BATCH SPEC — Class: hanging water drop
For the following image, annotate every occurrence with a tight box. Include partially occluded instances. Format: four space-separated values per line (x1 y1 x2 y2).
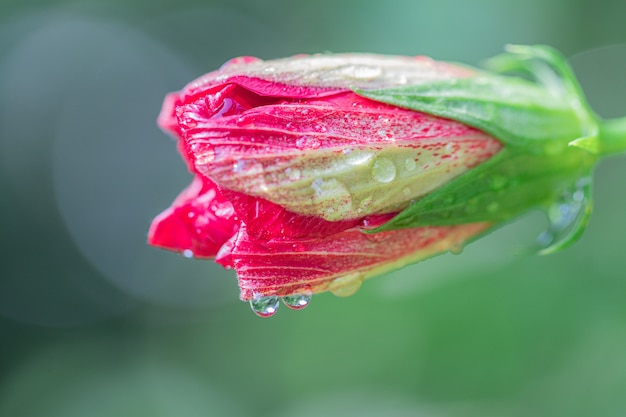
282 292 312 310
329 272 364 297
537 178 591 254
182 249 194 258
250 295 280 318
449 242 464 255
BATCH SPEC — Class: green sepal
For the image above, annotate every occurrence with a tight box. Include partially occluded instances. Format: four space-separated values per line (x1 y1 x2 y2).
356 75 584 150
355 45 601 252
486 44 600 153
369 147 594 234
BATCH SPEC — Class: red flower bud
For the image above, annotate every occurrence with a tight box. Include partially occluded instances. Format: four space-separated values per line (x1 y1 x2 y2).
149 53 504 314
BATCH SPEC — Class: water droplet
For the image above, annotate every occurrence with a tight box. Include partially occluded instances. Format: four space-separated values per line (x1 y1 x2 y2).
282 292 312 310
572 189 585 202
371 158 396 183
404 158 417 171
214 204 234 218
296 136 321 149
359 196 373 213
182 249 194 258
250 295 280 318
344 149 375 166
285 167 301 181
537 178 591 253
233 160 247 172
490 175 507 191
449 242 464 255
339 65 383 80
465 198 479 214
329 272 364 297
487 202 499 213
443 194 456 205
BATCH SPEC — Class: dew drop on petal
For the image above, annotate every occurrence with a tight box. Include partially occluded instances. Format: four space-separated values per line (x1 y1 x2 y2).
296 136 321 149
285 167 301 181
465 198 478 214
359 196 373 214
250 295 280 318
233 160 247 173
282 292 312 310
449 242 464 255
329 272 364 297
344 149 375 166
404 158 417 171
338 65 383 80
214 204 235 218
371 158 396 183
182 249 194 258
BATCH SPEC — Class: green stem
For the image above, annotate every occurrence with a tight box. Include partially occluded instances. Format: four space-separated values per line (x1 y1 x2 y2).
599 117 626 157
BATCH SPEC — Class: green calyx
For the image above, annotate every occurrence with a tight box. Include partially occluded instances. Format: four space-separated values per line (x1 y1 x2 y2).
354 44 626 253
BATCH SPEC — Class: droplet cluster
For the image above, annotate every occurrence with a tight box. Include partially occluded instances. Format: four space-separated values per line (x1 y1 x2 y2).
249 292 312 317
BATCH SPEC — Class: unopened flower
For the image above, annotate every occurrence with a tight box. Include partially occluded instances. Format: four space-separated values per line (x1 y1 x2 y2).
149 45 623 316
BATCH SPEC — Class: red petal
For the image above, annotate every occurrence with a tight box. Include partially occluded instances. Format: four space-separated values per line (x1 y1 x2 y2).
219 221 491 300
220 188 360 240
148 176 239 258
178 89 500 220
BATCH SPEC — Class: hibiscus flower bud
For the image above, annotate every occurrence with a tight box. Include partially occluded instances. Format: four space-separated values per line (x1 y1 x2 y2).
149 45 615 316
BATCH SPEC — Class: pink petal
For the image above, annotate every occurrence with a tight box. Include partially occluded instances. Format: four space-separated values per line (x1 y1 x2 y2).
148 176 239 258
219 188 361 239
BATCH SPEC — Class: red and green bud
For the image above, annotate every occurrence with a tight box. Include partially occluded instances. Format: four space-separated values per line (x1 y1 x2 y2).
149 45 625 316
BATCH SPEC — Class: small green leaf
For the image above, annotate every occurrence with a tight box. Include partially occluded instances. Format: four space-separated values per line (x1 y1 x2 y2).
569 136 600 154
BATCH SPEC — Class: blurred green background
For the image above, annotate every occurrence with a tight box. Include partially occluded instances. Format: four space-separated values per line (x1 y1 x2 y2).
1 0 626 416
